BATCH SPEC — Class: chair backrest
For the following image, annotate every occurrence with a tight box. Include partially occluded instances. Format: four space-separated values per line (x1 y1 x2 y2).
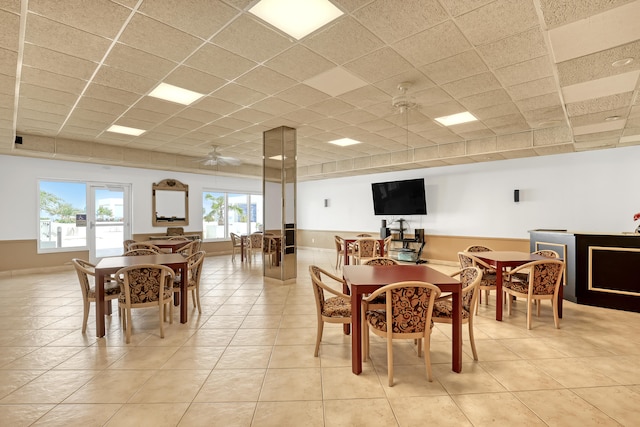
451 266 482 313
123 239 136 252
363 257 398 266
356 233 372 237
249 233 262 249
117 264 175 306
519 259 565 296
533 249 559 258
176 240 200 257
465 245 493 253
128 242 161 253
166 227 184 236
383 235 393 252
334 235 344 252
264 235 279 253
124 249 158 256
231 233 241 246
71 258 94 299
356 238 378 257
457 251 492 271
185 251 205 286
367 281 441 334
168 236 189 240
309 265 350 317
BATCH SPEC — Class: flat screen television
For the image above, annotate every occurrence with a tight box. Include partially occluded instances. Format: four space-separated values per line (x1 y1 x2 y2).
371 178 427 216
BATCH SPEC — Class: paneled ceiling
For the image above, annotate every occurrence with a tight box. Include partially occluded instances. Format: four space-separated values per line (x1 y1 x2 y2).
1 0 639 181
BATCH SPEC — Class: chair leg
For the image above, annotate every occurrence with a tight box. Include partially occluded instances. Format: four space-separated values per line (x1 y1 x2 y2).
469 319 478 361
387 335 394 387
125 309 132 344
194 288 201 314
552 297 560 329
314 321 324 357
82 301 90 334
416 338 422 358
507 292 512 315
423 333 433 382
159 300 165 338
526 297 533 330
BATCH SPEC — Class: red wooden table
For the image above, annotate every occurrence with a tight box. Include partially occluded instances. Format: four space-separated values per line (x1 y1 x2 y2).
94 253 188 338
342 264 462 375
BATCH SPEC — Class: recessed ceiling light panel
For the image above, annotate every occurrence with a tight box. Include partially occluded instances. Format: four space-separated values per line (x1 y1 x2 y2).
328 138 361 147
148 83 205 105
107 125 145 136
434 112 478 126
249 0 343 40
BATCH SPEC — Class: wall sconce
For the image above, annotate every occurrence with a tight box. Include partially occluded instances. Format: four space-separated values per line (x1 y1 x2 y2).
514 189 520 203
324 199 329 207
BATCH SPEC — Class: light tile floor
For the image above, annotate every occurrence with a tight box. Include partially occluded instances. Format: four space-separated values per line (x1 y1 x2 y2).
1 248 639 426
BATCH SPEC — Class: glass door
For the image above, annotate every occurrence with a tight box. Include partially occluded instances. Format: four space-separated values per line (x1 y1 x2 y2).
88 183 131 262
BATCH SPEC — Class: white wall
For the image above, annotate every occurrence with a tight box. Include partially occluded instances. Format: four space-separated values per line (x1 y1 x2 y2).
296 145 640 239
3 144 640 242
0 155 261 240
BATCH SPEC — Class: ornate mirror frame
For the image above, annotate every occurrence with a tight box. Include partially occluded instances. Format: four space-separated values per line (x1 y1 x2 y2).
152 179 189 227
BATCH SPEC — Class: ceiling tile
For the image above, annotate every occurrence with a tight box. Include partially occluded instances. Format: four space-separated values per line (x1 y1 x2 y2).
211 83 267 106
212 15 292 62
477 27 548 69
420 50 488 85
343 47 414 83
354 0 448 44
25 14 111 62
185 43 257 80
507 76 557 101
438 0 494 17
20 67 86 95
119 13 203 62
164 66 227 95
565 92 634 117
393 21 472 67
494 55 554 87
265 45 335 81
138 0 238 39
92 65 157 94
277 84 331 107
442 72 502 99
304 17 383 65
537 0 633 29
562 70 640 103
515 92 562 112
456 0 538 46
460 88 513 110
105 43 177 80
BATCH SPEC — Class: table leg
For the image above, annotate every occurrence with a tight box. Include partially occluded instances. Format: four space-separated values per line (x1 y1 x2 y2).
240 238 245 262
344 241 350 266
95 271 106 338
495 262 504 321
180 262 188 323
351 291 363 374
451 287 462 373
558 283 563 318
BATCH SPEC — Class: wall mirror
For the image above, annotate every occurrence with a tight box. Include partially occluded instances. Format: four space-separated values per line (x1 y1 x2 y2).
152 179 189 227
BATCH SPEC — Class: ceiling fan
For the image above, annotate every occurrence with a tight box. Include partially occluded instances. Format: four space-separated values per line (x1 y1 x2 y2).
194 145 242 167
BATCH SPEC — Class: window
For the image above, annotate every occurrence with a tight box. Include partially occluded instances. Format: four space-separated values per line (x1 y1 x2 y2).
39 180 87 251
202 191 263 240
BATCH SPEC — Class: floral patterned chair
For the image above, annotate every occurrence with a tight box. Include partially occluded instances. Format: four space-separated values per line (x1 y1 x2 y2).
230 233 244 261
363 257 398 266
246 233 263 264
124 249 158 256
309 265 351 357
511 249 560 283
432 266 482 360
72 259 122 334
503 259 565 329
123 239 136 253
116 264 175 343
458 250 497 312
334 236 354 269
353 238 379 265
128 242 162 253
172 251 205 313
362 281 441 386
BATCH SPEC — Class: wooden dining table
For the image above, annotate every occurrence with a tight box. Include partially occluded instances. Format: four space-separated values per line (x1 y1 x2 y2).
340 236 386 265
469 251 557 321
94 253 188 338
342 264 463 375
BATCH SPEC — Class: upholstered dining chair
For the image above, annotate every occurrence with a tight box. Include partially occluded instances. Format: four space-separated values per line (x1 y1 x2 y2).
432 266 482 361
72 258 121 334
263 235 279 267
246 233 263 264
511 249 560 284
356 233 372 237
363 257 398 266
175 239 199 257
123 239 136 253
383 235 393 256
124 249 158 256
503 259 565 329
334 236 354 269
230 233 244 261
116 264 175 343
172 251 205 314
309 265 351 357
458 250 497 312
168 235 189 240
353 238 379 265
362 281 441 386
128 242 162 253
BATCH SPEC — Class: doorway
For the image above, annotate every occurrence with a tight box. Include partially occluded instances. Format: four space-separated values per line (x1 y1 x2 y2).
88 183 131 262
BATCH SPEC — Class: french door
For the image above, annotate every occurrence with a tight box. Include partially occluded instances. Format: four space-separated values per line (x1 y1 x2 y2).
88 183 131 262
